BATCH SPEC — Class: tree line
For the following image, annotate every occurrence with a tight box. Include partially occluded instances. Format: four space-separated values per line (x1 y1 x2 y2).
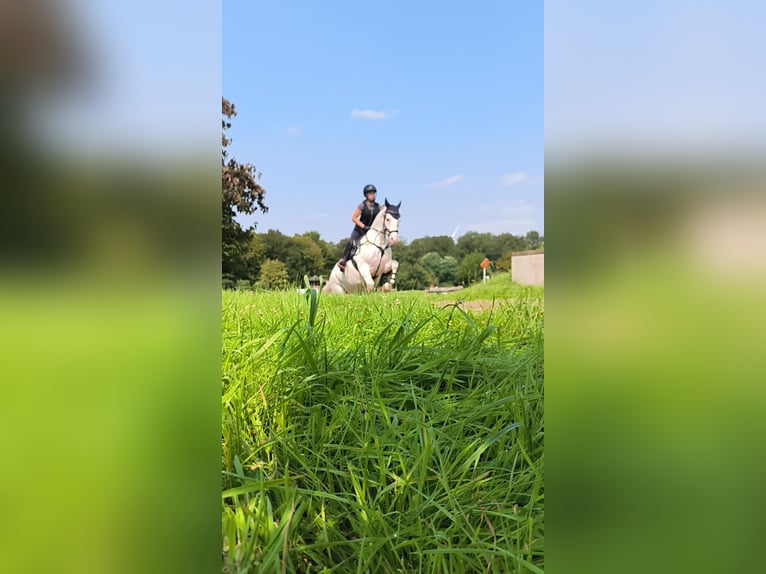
223 229 543 291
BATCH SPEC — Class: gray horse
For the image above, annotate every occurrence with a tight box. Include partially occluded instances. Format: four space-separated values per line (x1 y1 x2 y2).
323 199 401 294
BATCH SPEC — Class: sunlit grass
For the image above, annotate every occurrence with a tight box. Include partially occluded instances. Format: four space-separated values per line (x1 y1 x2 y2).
222 284 544 573
432 273 543 302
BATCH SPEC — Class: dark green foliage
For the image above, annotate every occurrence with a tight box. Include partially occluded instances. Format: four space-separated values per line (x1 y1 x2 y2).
258 259 289 290
395 262 436 290
420 252 460 285
408 235 459 260
222 98 268 285
458 252 488 286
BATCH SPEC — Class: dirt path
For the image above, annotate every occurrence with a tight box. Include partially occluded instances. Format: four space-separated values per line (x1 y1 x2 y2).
434 299 505 311
433 298 544 312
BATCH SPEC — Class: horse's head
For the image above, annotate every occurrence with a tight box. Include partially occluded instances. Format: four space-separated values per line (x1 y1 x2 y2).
383 199 402 245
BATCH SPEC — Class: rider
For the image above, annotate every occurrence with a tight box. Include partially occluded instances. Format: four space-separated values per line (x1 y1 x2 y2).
337 184 380 271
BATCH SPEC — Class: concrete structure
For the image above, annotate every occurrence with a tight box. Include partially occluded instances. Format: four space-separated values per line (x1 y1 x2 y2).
425 285 464 294
511 250 544 286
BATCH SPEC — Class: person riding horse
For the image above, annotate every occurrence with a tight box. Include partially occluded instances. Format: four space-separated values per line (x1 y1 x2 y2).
324 196 401 294
337 184 380 271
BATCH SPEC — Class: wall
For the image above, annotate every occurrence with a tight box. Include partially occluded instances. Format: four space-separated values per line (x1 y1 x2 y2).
511 251 544 285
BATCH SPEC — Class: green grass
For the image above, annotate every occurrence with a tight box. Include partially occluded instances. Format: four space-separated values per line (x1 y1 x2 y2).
434 273 543 302
222 282 544 573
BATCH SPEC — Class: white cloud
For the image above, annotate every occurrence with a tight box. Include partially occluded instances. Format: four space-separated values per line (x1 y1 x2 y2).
501 172 544 187
286 125 302 135
350 109 397 120
501 172 530 186
425 174 463 189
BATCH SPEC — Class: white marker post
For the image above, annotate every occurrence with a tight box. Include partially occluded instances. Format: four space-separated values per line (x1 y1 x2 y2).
480 257 490 283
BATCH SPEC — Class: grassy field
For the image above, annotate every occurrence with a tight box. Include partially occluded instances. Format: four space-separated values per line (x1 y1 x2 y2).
433 273 544 302
222 275 544 573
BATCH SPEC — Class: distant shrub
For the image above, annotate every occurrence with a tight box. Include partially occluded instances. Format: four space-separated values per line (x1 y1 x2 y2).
222 277 236 290
258 259 289 290
457 252 486 285
395 262 436 290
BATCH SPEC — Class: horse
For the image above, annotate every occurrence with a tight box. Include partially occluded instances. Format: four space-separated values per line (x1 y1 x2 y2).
323 199 401 294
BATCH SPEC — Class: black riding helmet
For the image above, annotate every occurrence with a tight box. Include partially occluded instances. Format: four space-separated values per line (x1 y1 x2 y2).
363 184 377 196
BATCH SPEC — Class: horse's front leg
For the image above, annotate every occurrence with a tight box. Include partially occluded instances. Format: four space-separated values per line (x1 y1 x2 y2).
379 259 399 292
358 263 376 291
389 259 398 287
382 259 398 291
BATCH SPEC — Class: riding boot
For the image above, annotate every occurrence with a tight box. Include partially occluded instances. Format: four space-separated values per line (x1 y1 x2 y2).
337 240 354 271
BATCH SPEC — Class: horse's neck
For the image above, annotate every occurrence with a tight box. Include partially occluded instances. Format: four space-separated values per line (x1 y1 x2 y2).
367 208 387 242
371 207 386 227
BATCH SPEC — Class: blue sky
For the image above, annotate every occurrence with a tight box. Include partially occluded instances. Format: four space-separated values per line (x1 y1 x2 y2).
545 0 766 157
224 1 543 243
32 0 220 156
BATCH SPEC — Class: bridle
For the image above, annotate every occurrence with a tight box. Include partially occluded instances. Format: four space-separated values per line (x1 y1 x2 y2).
365 213 398 247
369 217 398 239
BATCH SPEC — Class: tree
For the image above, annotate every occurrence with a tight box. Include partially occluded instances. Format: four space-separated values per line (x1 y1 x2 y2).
297 231 335 278
395 263 436 291
456 231 494 259
494 233 527 256
391 240 415 268
419 252 459 285
286 235 325 281
260 229 293 263
409 236 457 260
222 217 253 284
440 256 459 285
457 252 487 285
419 252 444 279
222 98 268 284
496 250 514 273
524 230 543 250
258 259 289 290
314 234 342 273
246 234 266 278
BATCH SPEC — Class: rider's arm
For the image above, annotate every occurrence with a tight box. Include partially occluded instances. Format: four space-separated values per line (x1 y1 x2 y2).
351 207 366 229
